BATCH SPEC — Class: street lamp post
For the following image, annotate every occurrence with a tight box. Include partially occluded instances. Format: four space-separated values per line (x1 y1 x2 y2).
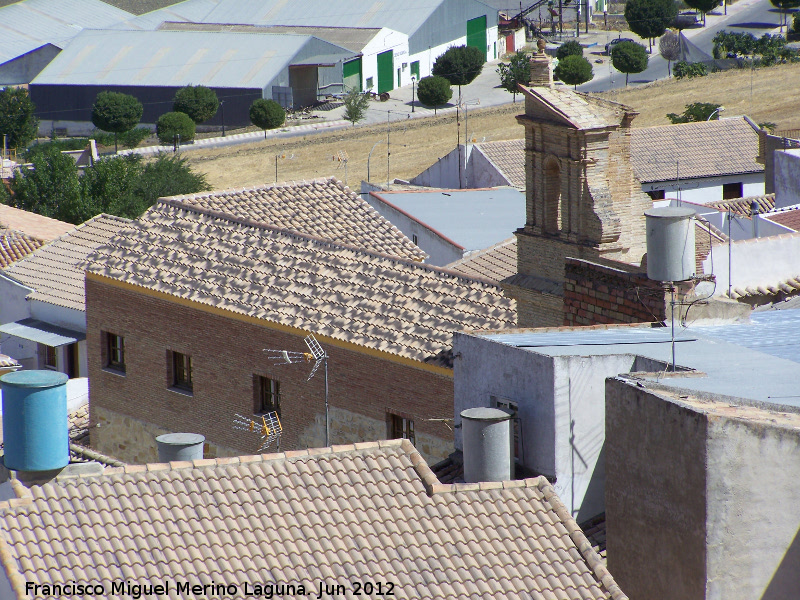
411 76 416 113
220 100 225 137
707 106 725 121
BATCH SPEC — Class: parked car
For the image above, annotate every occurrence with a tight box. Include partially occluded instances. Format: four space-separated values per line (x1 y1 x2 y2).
674 12 700 28
605 37 635 55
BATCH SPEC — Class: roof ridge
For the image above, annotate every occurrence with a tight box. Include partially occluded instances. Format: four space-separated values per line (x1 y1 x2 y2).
154 199 506 289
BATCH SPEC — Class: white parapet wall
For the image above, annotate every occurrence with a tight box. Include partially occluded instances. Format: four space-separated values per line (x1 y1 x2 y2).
703 232 800 297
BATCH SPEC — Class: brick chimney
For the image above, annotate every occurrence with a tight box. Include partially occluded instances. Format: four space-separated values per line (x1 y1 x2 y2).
529 53 554 88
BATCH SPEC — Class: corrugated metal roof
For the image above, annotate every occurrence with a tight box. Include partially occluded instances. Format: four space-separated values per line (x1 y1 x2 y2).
108 0 219 30
31 28 352 88
0 0 132 65
200 0 443 36
0 318 85 347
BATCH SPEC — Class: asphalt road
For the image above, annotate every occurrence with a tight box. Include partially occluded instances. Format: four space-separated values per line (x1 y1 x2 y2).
580 0 782 92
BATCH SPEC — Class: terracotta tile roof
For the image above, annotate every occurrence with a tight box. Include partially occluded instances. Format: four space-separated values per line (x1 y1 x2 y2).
764 207 800 232
0 353 19 369
707 194 775 217
164 177 426 261
630 118 762 183
0 228 43 268
0 440 626 600
729 274 800 300
3 214 131 311
476 139 526 188
85 202 516 363
446 237 518 283
0 204 75 242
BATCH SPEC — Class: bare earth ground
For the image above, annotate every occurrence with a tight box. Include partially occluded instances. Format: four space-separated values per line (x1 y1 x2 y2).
186 63 800 190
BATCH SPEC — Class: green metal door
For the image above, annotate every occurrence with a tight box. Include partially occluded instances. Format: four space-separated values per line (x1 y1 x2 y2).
342 58 362 92
411 60 420 80
466 15 487 61
377 50 393 94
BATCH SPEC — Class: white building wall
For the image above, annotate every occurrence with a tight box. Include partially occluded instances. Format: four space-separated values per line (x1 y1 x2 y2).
642 172 765 205
774 149 800 209
360 28 408 92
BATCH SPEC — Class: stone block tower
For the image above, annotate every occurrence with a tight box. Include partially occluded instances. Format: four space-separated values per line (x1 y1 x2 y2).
502 60 651 327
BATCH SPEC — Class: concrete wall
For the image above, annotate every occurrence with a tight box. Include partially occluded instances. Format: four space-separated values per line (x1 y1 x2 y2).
364 191 463 266
642 172 764 205
411 146 465 189
774 149 800 209
605 378 708 600
411 145 517 190
453 331 635 521
703 231 800 297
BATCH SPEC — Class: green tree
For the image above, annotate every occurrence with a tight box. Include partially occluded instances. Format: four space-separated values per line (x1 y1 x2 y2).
624 0 678 52
79 154 144 220
249 99 285 139
432 45 485 99
611 41 649 85
173 85 219 124
659 30 681 76
496 51 531 102
416 75 453 115
342 89 370 126
666 102 722 123
91 91 143 153
554 55 594 89
684 0 722 24
673 60 708 78
0 87 39 150
5 147 81 222
134 153 210 209
156 111 196 146
556 40 584 60
771 0 800 29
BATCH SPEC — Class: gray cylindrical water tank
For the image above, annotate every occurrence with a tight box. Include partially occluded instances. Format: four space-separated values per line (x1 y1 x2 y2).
645 206 696 282
156 433 205 462
461 407 514 483
1 370 69 472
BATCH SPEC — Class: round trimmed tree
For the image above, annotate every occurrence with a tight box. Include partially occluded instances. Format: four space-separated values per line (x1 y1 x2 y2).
432 45 485 99
249 99 285 139
624 0 678 52
554 55 594 89
556 40 584 60
416 75 453 114
156 111 195 146
611 41 649 85
91 91 143 153
173 85 219 124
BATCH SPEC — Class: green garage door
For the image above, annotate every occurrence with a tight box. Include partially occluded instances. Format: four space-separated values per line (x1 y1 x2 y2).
466 15 487 61
377 50 394 94
343 58 362 92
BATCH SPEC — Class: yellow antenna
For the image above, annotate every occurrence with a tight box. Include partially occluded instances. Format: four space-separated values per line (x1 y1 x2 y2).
233 412 283 452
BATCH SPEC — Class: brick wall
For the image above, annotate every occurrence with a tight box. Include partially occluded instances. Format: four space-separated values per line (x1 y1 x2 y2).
86 278 455 464
563 258 667 326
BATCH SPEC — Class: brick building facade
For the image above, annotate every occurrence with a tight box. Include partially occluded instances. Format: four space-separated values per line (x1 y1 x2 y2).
503 55 652 327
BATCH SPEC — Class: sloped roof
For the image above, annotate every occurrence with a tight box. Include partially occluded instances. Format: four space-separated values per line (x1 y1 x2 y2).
31 28 353 88
105 0 215 23
707 194 776 217
3 214 131 311
763 207 800 232
166 177 426 261
630 118 762 183
476 139 526 189
0 229 43 268
101 0 187 15
84 201 515 363
519 86 632 130
446 237 517 283
0 0 132 65
0 439 626 600
0 204 74 242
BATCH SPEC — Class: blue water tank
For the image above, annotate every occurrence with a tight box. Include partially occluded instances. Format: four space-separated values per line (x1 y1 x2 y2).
1 370 69 472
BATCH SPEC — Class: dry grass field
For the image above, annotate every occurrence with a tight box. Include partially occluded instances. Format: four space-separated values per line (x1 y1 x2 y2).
186 62 800 190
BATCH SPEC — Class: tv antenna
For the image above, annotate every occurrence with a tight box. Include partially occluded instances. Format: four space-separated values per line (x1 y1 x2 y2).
264 334 330 446
233 412 282 452
332 149 349 185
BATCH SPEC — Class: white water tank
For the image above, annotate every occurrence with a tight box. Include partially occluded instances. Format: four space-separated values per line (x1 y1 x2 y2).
460 407 514 483
645 206 696 282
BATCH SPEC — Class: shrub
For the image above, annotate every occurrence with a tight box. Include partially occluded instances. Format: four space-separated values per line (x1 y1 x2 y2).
249 99 286 138
156 112 195 146
416 75 453 114
556 41 583 60
673 60 708 78
553 55 594 88
173 85 219 124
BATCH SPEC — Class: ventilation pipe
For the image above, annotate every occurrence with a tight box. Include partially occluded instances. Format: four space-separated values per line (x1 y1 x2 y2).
460 407 514 483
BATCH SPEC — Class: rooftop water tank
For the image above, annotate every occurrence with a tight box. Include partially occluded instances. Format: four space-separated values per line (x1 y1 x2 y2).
645 206 696 282
1 370 69 472
156 433 205 462
461 407 514 483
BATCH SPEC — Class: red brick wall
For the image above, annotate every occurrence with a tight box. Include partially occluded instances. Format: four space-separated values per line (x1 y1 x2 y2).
563 258 667 326
86 278 455 457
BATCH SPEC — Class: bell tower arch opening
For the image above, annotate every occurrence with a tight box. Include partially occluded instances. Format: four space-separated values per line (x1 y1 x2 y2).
543 157 562 234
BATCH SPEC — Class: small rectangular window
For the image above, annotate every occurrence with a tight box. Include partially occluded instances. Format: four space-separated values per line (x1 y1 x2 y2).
722 182 743 200
105 333 125 372
389 413 415 445
39 344 57 370
171 351 193 392
255 375 281 415
366 76 374 90
412 234 418 245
